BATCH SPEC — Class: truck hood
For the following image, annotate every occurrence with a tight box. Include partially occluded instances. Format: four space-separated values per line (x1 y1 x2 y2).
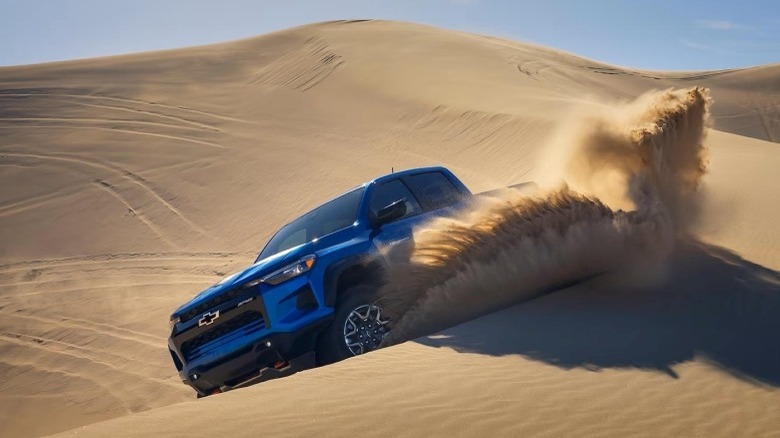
171 242 312 317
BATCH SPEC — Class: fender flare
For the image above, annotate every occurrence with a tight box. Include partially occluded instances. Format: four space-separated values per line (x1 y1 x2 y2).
323 255 383 307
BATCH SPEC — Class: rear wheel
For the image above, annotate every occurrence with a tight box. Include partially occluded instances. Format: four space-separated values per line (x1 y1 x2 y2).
316 285 391 365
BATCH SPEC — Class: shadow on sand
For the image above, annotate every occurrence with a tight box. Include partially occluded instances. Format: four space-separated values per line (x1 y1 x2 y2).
416 241 780 386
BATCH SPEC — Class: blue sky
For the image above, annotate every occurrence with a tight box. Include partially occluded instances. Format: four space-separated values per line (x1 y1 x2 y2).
1 0 778 70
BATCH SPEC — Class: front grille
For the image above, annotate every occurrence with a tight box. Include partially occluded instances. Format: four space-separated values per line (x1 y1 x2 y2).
181 311 265 361
180 287 245 323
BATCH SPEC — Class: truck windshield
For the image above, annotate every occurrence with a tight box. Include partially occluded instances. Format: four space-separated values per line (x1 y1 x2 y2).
257 187 365 261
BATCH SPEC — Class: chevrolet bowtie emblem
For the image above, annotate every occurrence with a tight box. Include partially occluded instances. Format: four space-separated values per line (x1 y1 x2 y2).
198 310 220 327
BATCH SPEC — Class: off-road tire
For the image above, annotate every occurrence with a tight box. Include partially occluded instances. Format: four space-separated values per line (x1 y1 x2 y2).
316 285 390 365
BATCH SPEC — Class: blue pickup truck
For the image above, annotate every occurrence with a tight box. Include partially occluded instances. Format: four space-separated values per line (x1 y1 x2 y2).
168 166 517 396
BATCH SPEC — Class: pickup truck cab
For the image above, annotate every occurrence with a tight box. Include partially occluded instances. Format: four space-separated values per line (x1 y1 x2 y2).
168 166 474 396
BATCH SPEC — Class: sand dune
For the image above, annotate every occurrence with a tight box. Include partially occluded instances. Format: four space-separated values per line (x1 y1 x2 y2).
0 20 778 438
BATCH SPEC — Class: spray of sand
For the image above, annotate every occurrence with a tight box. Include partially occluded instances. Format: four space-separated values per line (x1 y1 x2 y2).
380 87 711 343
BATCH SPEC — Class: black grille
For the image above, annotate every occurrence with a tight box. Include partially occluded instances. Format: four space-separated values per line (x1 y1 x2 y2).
181 311 265 361
180 287 245 323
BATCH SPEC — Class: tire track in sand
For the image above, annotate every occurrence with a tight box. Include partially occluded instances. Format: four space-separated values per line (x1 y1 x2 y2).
0 88 252 124
0 332 181 388
0 97 222 131
0 155 216 219
92 179 180 249
6 280 209 299
0 251 245 271
0 188 83 218
1 312 161 347
0 124 226 150
249 37 345 91
0 152 213 240
0 116 217 133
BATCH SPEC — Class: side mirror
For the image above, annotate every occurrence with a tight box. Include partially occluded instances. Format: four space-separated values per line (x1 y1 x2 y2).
375 199 407 227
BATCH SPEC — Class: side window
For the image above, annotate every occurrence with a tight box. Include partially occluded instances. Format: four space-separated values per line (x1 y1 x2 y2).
369 180 422 223
410 172 463 210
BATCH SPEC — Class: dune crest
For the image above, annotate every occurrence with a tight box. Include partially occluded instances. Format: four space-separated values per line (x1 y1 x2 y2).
381 87 711 343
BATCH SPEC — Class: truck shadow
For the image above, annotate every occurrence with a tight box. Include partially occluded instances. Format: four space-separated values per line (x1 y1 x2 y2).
415 240 780 386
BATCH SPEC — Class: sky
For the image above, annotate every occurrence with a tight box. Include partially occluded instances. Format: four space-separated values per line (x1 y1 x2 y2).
1 0 778 70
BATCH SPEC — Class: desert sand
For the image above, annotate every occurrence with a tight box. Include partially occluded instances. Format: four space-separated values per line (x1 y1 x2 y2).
0 20 778 438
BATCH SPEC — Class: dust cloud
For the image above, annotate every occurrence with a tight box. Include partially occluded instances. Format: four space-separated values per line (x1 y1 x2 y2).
380 88 712 343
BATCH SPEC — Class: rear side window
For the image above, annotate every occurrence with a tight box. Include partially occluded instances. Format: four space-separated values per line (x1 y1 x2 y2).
369 180 422 222
410 172 463 210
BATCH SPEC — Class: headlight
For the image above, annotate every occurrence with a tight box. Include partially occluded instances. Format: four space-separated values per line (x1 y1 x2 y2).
259 255 316 286
169 316 180 329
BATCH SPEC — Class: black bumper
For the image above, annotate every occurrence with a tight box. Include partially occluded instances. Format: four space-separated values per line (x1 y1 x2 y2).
182 318 330 395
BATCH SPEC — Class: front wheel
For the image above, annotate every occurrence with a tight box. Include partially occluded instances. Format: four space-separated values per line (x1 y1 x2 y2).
316 285 391 365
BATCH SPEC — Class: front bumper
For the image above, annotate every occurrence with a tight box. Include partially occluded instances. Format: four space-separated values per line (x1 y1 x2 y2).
169 276 333 395
181 324 326 395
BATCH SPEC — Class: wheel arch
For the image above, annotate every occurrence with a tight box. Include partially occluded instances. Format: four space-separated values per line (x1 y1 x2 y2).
323 255 385 308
